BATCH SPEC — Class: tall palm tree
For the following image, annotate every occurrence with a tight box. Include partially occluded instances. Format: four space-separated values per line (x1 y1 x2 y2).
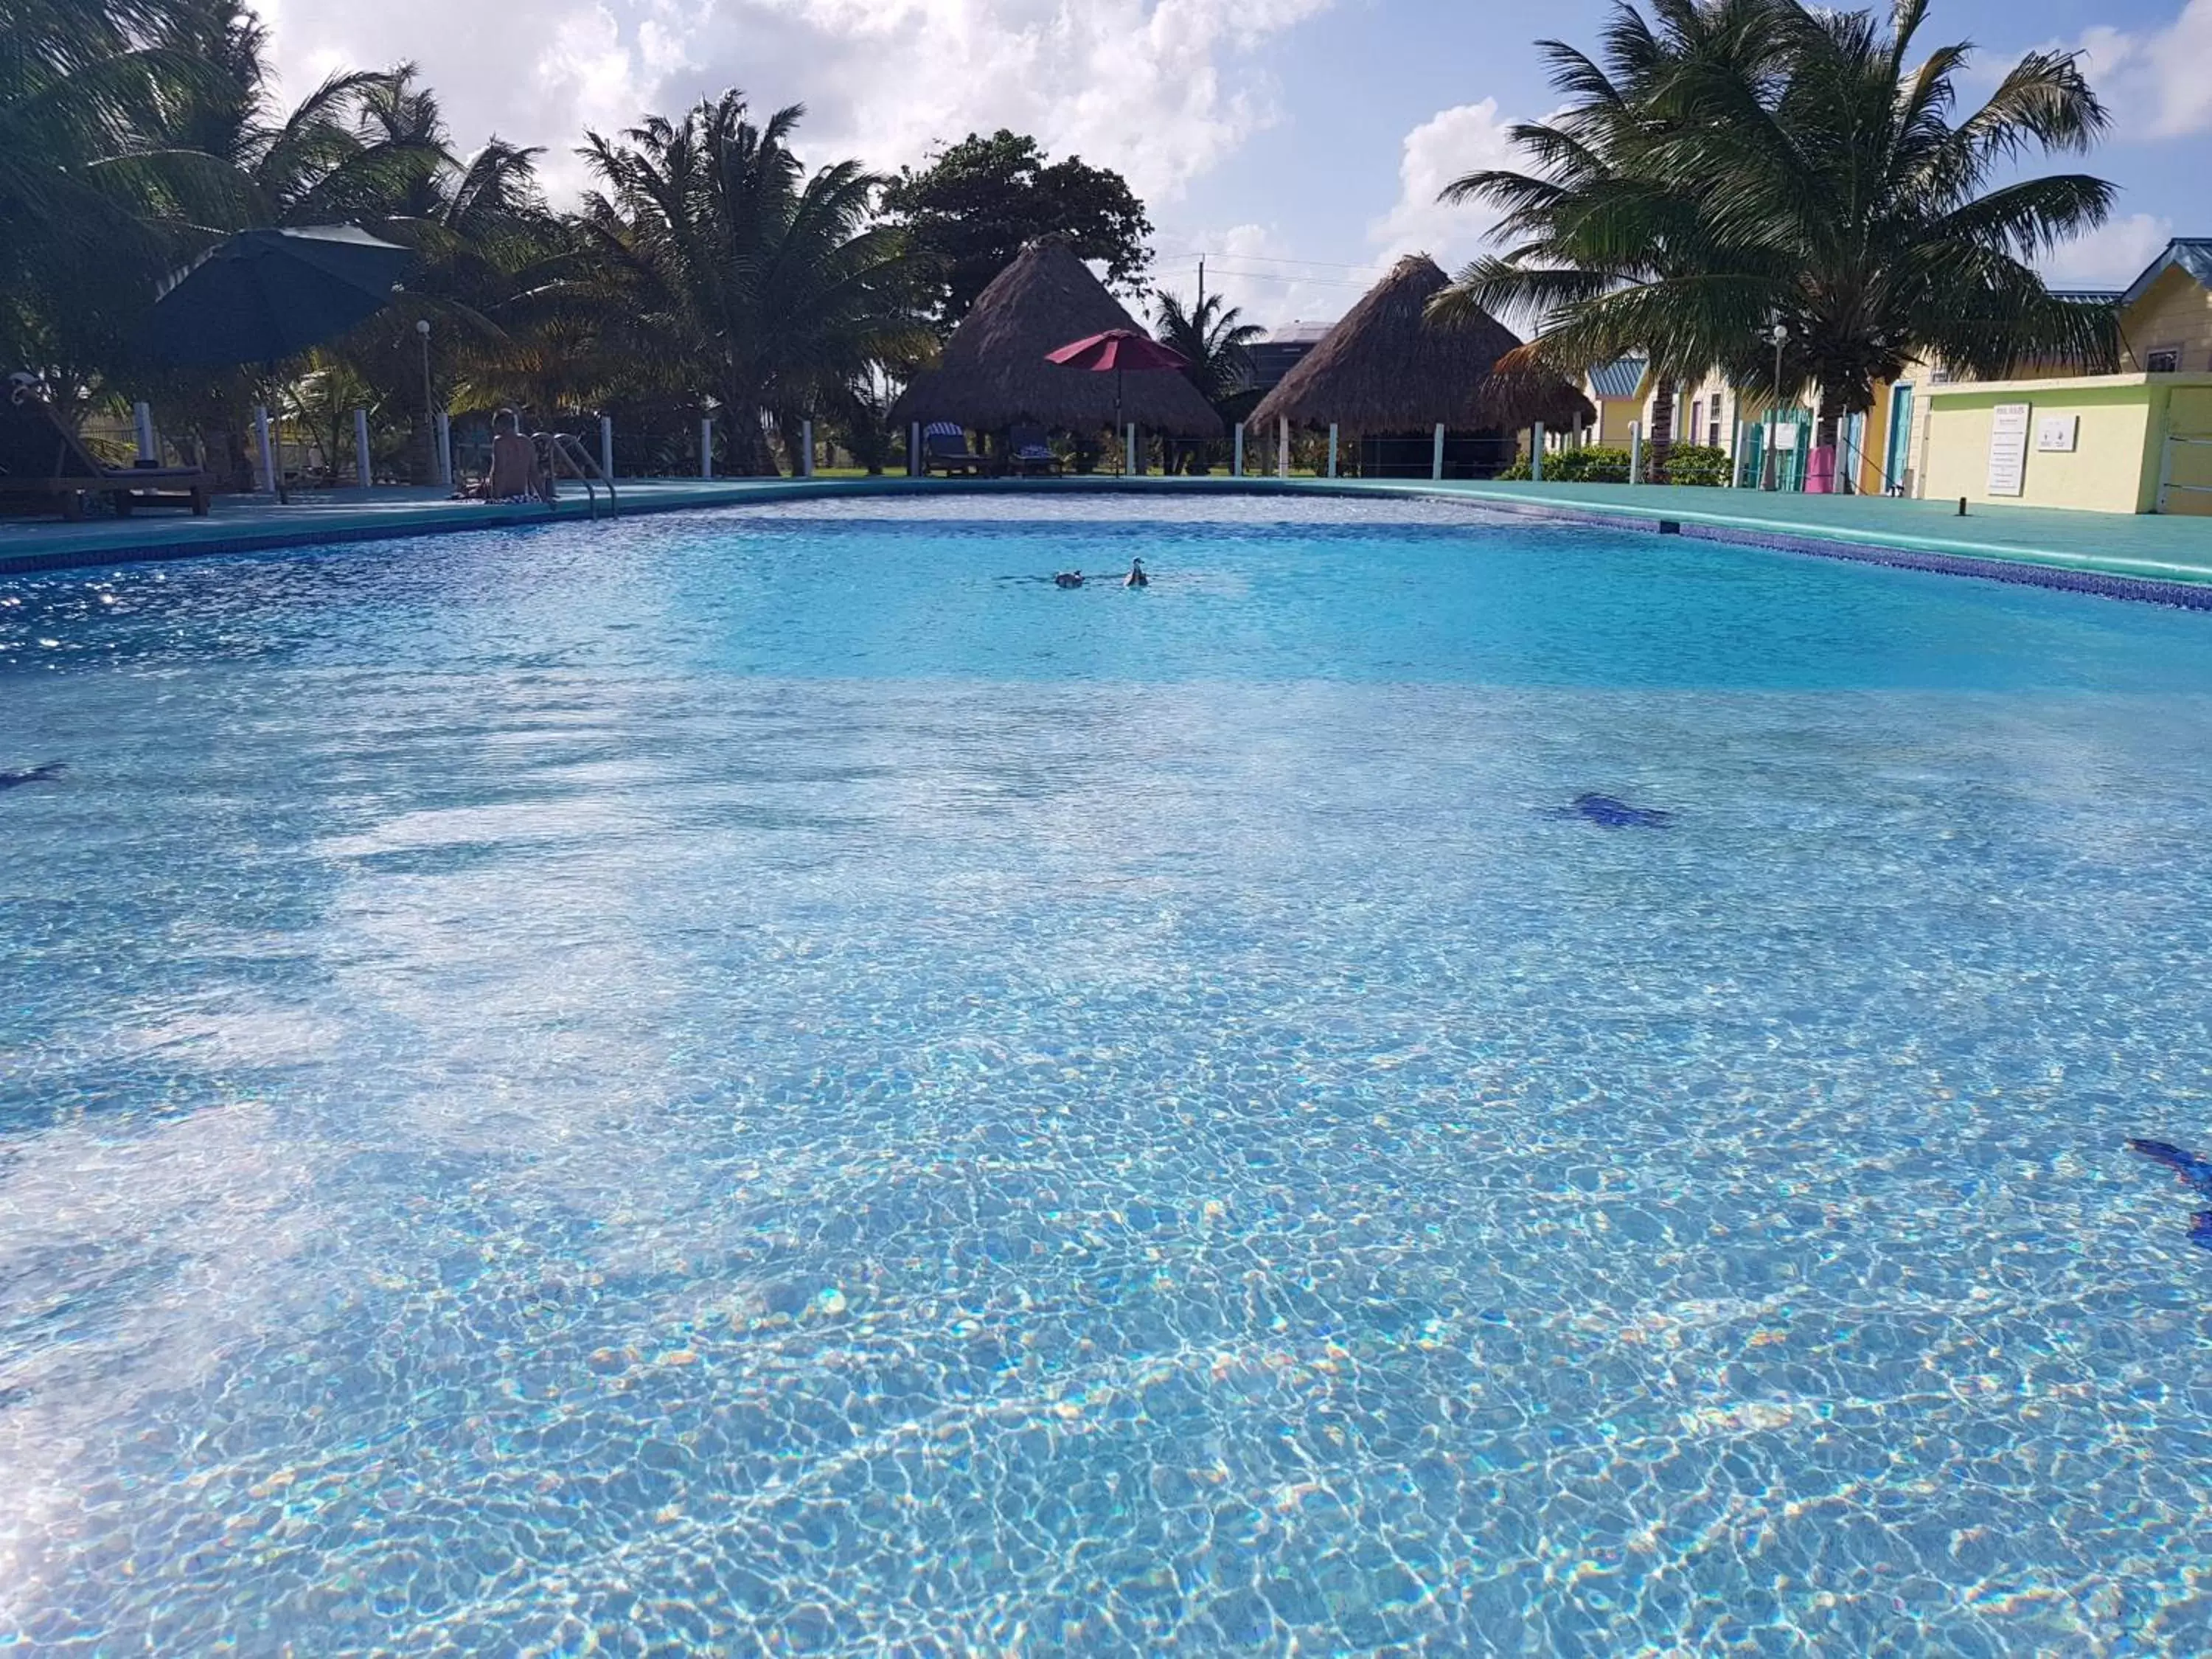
1153 285 1262 403
0 0 239 389
1434 0 2119 461
577 91 925 474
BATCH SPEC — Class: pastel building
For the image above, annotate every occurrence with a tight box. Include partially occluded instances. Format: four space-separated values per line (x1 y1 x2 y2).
1901 239 2212 513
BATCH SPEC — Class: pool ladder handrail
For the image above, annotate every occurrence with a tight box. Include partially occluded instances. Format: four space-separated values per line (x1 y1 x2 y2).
535 431 619 518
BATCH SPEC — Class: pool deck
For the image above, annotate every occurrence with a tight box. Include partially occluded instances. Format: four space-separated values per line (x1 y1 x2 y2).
5 473 2211 605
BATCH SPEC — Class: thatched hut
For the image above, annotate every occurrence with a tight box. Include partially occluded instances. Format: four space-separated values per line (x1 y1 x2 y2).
890 238 1222 440
1248 254 1591 477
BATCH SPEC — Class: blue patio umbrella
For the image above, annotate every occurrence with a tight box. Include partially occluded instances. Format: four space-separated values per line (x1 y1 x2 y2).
142 226 411 499
145 226 411 367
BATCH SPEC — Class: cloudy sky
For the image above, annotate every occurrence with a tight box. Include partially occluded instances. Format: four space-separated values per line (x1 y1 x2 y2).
248 0 2211 332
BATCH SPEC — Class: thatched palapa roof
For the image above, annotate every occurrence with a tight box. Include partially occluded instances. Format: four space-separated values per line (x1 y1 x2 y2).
890 239 1222 438
1249 255 1593 435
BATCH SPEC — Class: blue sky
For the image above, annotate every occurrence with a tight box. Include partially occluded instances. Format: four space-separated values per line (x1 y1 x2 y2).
254 0 2210 331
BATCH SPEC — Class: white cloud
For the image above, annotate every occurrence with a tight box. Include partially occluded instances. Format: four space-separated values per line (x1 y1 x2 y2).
2040 211 2172 290
248 0 1336 204
2070 2 2212 139
1367 98 1520 269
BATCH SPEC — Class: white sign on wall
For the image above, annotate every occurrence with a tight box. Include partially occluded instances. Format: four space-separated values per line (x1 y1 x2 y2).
2037 414 2079 453
1987 402 2031 495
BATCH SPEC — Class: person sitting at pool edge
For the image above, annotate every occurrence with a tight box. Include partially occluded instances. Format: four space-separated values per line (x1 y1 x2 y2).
1124 557 1148 588
484 409 549 504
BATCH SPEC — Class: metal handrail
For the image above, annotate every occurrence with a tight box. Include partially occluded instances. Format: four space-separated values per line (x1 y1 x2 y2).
533 431 619 517
554 432 617 515
527 432 587 515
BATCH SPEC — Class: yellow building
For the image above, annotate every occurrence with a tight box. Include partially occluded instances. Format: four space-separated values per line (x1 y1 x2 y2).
1918 374 2212 515
1897 240 2212 513
1582 358 1648 445
2117 240 2212 373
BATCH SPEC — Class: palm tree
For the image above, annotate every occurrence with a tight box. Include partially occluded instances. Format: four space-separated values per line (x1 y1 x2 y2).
1434 0 2120 465
0 0 240 393
1153 285 1262 403
576 91 925 474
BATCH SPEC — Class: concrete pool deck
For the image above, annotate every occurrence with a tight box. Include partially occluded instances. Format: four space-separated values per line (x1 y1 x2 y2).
4 473 2211 605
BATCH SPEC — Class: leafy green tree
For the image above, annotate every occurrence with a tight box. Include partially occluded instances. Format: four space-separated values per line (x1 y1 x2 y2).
576 92 926 476
1436 0 2119 460
881 131 1152 329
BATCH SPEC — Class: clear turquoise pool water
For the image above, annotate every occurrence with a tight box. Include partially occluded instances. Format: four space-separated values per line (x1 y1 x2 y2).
3 495 2211 1654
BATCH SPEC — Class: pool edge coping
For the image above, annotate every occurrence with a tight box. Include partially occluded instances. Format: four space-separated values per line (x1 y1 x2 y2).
4 475 2210 610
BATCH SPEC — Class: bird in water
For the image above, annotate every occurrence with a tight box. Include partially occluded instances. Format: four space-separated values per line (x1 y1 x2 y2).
1124 557 1149 588
2125 1138 2212 1251
1053 570 1084 588
1547 793 1674 829
0 762 63 790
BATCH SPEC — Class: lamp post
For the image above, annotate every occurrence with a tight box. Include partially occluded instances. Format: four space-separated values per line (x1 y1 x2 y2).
1764 322 1788 490
416 318 434 487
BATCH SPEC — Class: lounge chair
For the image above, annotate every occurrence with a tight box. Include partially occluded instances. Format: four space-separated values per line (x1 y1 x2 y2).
0 379 212 519
922 422 985 476
1007 425 1062 476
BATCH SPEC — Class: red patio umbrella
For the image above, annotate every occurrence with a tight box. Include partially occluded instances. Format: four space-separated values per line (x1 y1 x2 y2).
1045 329 1189 462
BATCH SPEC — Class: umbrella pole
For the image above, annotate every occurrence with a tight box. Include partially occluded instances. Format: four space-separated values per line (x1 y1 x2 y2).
1116 367 1124 478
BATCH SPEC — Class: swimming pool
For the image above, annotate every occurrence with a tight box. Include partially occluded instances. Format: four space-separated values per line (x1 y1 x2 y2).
4 495 2211 1652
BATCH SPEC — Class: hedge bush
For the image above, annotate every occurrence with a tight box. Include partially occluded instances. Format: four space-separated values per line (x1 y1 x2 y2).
1660 444 1731 487
1498 445 1633 483
1498 441 1731 485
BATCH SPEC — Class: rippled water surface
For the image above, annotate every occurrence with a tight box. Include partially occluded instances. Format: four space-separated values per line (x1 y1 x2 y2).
4 496 2211 1655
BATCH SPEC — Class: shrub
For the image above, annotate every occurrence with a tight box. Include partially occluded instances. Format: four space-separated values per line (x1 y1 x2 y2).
1498 445 1633 484
1660 444 1731 487
1554 445 1632 483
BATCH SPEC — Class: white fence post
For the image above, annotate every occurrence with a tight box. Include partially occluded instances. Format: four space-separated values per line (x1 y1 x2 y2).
1232 422 1245 477
133 401 156 463
1326 422 1339 479
599 414 613 481
801 418 815 478
700 417 714 479
1628 420 1643 486
254 404 276 494
1430 422 1444 481
1531 422 1545 482
434 411 453 489
352 407 372 489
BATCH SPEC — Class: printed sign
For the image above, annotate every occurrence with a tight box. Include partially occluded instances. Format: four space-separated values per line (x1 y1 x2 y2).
1987 402 2031 495
2037 414 2079 453
1773 422 1799 451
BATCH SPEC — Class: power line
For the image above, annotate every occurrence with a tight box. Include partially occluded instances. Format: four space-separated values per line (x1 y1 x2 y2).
1155 246 1393 273
1178 265 1378 289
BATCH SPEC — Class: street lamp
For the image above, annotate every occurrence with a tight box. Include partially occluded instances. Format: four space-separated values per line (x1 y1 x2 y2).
416 318 435 487
1764 321 1788 491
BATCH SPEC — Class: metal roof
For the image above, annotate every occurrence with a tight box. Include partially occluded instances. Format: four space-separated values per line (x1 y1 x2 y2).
1587 358 1647 400
2121 239 2212 308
